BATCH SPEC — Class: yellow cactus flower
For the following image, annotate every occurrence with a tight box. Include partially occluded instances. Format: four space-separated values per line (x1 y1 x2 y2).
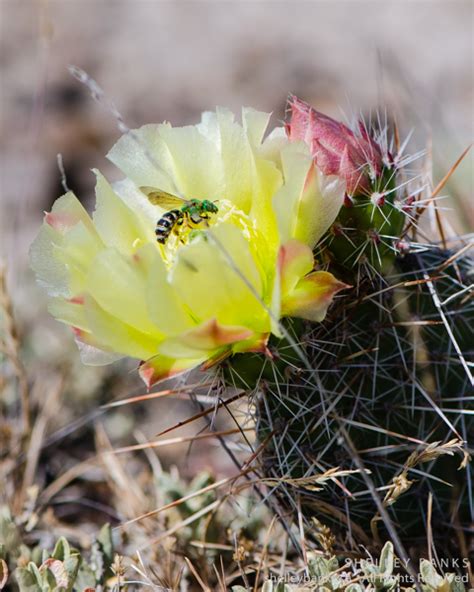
30 108 348 386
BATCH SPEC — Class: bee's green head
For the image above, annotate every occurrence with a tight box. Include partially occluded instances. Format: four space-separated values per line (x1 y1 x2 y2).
202 200 218 213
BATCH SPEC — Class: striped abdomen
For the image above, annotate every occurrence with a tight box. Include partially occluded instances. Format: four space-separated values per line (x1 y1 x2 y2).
155 209 183 244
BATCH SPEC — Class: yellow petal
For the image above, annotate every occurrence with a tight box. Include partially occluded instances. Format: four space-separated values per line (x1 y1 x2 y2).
139 355 205 388
30 223 70 297
83 295 161 360
278 239 314 295
54 222 103 294
247 156 281 255
157 319 253 359
143 244 194 335
48 295 89 331
282 270 350 322
157 124 223 200
278 239 350 322
92 171 151 253
242 108 272 146
44 191 96 234
273 143 345 248
107 123 176 191
231 332 270 354
86 247 163 338
30 192 101 297
171 222 269 332
48 296 125 366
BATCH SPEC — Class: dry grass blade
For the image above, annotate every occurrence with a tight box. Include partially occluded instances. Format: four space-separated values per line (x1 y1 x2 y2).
378 439 467 510
0 266 30 434
253 514 278 591
185 557 210 592
436 241 473 272
15 376 63 513
116 470 251 530
261 467 368 492
95 422 147 520
142 499 221 549
39 457 99 504
402 144 472 237
101 381 214 409
113 427 252 454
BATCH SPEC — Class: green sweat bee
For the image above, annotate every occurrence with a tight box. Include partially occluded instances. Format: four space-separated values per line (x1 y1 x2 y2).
141 187 219 245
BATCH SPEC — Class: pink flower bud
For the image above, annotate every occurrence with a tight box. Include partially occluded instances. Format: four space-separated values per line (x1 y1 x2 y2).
286 96 383 195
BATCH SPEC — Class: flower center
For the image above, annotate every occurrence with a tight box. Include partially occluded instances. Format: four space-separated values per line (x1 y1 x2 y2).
159 200 252 266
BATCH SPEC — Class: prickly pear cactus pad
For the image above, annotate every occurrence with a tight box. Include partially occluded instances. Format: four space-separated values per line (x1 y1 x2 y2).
229 243 472 545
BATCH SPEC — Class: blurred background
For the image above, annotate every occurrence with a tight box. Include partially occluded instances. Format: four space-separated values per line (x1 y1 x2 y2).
1 0 473 481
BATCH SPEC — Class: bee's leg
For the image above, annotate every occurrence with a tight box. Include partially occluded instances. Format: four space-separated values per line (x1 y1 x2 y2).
190 213 203 225
198 212 210 227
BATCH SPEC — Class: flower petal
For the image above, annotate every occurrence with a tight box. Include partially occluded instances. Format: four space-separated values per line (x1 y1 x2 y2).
282 270 350 322
242 108 272 146
231 332 270 354
139 355 205 388
156 123 223 200
30 222 70 297
30 192 101 297
92 171 151 253
171 222 269 332
144 245 194 335
83 295 161 360
279 239 350 322
107 123 176 191
86 247 163 338
44 191 95 233
157 319 253 359
75 340 124 366
48 296 89 331
273 143 345 249
278 239 314 295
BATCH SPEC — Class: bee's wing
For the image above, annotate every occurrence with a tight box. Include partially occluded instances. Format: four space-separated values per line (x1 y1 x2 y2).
140 186 186 210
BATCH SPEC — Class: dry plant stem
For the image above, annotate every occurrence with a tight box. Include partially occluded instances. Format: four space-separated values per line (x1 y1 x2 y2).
116 470 252 531
185 557 211 592
253 514 278 591
190 389 302 553
401 144 472 239
15 376 63 514
0 266 30 434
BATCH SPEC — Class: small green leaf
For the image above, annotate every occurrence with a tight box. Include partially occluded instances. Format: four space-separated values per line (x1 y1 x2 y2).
51 538 70 562
63 555 81 592
15 562 44 592
379 542 394 577
346 585 364 592
97 524 113 562
74 563 96 591
274 583 291 592
420 560 444 588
